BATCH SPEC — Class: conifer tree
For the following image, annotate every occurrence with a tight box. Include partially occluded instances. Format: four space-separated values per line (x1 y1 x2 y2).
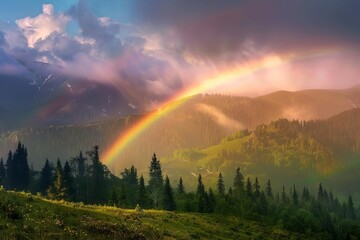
246 177 252 198
347 195 355 219
228 187 233 196
292 185 298 206
196 174 206 212
233 167 244 200
63 161 74 200
48 159 66 200
197 174 205 196
281 186 288 203
254 177 260 198
318 183 324 202
70 151 87 201
11 142 30 190
265 179 273 199
162 176 176 211
0 158 5 187
217 172 225 196
302 187 310 202
5 143 30 190
119 183 128 208
208 188 216 213
137 175 148 208
87 146 106 203
5 151 14 189
177 177 185 195
148 153 163 208
110 187 119 206
121 165 138 207
39 159 53 194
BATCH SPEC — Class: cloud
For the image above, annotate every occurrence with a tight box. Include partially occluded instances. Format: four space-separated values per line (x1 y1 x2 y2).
16 4 69 47
0 31 5 47
196 103 243 130
68 0 122 57
2 0 360 116
131 0 360 64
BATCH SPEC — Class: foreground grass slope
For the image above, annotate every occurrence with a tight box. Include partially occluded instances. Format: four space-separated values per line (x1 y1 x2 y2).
0 189 312 240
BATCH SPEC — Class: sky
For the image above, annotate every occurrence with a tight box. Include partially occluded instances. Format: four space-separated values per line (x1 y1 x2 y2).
1 0 360 110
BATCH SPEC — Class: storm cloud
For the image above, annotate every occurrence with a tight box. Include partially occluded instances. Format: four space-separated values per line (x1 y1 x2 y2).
1 0 360 111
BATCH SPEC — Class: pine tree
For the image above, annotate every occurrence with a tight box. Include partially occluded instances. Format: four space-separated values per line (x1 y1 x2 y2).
77 151 86 178
208 188 216 213
196 174 206 212
162 176 176 211
48 159 66 200
217 172 225 196
318 183 324 202
148 153 163 209
265 179 273 199
63 161 74 200
118 183 128 208
137 175 148 208
281 186 288 203
70 151 87 202
302 187 310 202
39 159 53 194
253 177 260 198
0 158 5 187
292 185 298 206
197 174 205 196
121 165 138 207
347 195 355 219
246 177 252 198
228 187 233 196
177 177 185 195
110 187 119 206
5 151 14 189
259 191 268 215
12 142 30 190
233 167 244 200
87 146 106 203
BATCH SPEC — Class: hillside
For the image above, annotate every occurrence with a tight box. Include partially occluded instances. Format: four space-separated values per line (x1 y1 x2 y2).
0 86 360 171
161 109 360 196
0 189 311 240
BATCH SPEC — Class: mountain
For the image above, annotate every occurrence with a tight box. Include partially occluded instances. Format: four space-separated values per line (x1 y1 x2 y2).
0 72 142 132
0 86 360 172
161 108 360 196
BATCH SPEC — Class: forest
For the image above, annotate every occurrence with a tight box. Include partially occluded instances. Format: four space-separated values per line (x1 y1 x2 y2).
0 142 359 239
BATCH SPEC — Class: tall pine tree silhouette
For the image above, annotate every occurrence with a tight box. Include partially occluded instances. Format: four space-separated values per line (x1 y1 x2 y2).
87 146 106 203
162 175 176 211
148 153 163 209
217 172 225 196
39 159 53 194
0 158 5 187
137 175 148 208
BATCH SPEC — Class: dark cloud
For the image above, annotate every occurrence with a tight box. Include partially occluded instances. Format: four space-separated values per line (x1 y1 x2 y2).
131 0 360 60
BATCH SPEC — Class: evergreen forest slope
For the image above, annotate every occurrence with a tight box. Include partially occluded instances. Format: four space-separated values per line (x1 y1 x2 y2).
1 86 360 172
161 108 360 196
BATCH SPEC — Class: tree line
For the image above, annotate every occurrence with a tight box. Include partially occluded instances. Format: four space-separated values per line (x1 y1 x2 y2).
0 142 359 238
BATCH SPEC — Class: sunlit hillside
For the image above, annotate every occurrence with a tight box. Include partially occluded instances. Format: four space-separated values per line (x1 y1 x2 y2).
1 86 360 172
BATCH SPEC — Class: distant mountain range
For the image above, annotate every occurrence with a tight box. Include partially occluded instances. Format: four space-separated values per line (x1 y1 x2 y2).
0 85 360 173
0 72 142 132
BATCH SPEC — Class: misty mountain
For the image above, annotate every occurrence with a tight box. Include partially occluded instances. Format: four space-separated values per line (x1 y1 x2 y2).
1 86 360 173
162 108 360 196
0 72 142 132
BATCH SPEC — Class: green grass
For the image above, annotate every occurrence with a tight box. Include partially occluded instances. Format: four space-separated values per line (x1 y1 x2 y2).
0 189 314 240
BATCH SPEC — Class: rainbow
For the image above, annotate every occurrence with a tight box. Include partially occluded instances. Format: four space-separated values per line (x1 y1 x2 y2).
102 48 341 166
